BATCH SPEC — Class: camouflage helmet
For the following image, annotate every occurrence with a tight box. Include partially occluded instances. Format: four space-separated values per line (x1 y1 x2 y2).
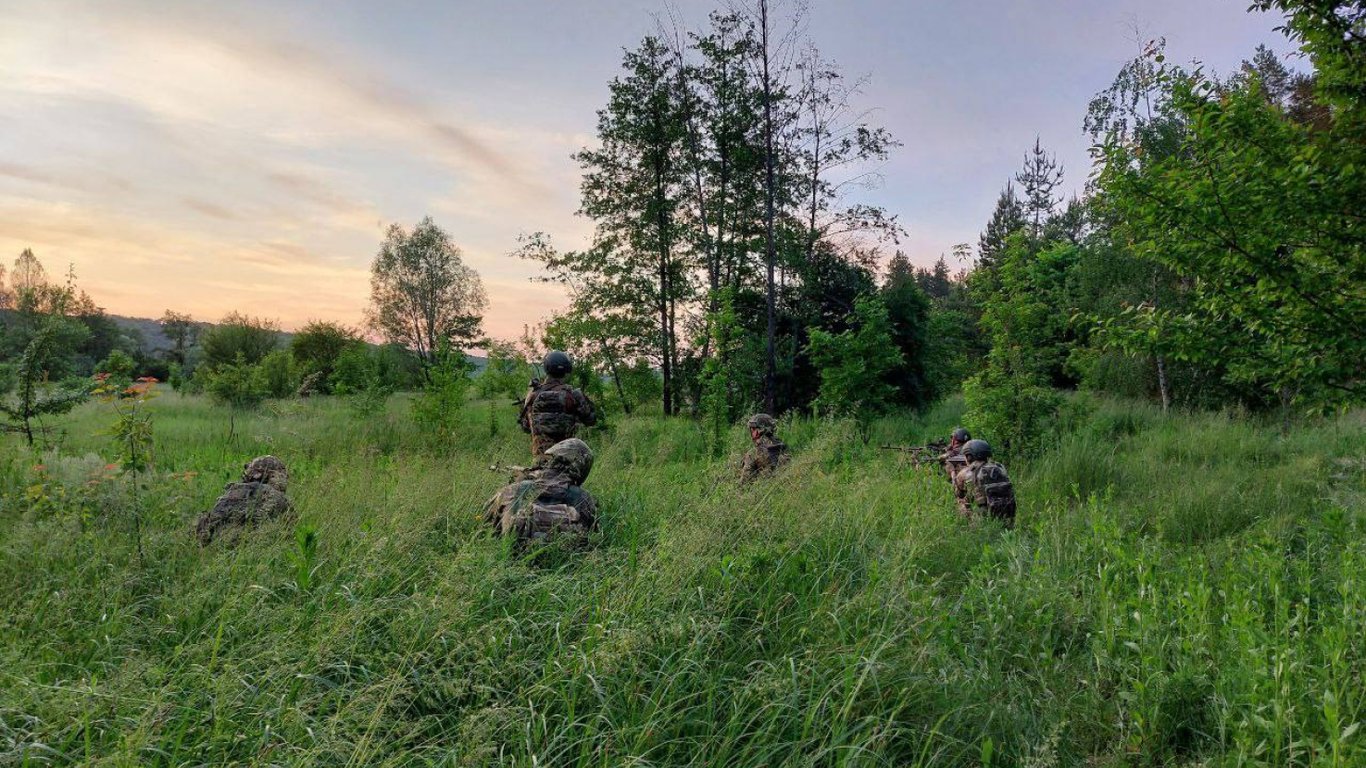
962 439 992 462
543 350 573 378
746 413 778 436
242 455 288 491
951 427 971 443
545 438 594 484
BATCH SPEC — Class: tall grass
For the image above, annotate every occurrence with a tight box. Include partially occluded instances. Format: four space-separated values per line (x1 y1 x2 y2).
0 392 1361 766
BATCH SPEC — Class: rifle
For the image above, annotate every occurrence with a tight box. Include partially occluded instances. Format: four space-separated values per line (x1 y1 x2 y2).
488 461 531 483
880 442 948 467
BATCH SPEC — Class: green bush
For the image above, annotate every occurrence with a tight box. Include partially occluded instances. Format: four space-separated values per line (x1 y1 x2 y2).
259 349 298 399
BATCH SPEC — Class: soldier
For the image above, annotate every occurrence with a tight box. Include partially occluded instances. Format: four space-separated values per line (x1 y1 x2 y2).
483 438 598 542
195 455 294 545
937 427 971 482
953 439 1017 528
739 413 790 483
519 350 597 458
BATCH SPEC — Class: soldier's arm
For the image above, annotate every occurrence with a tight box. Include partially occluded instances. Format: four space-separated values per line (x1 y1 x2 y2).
518 391 535 433
739 451 756 483
481 491 503 529
578 391 598 426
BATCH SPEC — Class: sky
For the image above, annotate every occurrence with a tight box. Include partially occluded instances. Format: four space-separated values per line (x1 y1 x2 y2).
0 0 1297 339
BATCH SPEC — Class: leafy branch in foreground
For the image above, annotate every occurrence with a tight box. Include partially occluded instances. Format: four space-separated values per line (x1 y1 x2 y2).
0 322 89 446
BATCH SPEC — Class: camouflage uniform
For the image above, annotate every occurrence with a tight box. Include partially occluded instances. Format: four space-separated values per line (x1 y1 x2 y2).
195 455 294 545
519 377 598 458
937 444 968 483
483 439 598 542
953 458 1016 527
739 414 790 483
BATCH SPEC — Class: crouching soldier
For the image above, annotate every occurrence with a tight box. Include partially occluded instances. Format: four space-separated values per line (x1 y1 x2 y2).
937 427 971 482
519 350 597 458
483 438 598 543
953 439 1016 528
195 455 294 545
739 413 790 483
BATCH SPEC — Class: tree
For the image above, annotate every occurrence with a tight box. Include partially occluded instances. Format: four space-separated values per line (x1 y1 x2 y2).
1094 45 1365 410
881 255 932 408
757 0 782 413
290 320 362 394
204 355 268 439
159 310 198 366
1248 1 1365 116
978 182 1026 270
200 312 280 370
1016 137 1064 238
367 217 487 376
806 296 904 442
477 340 534 401
574 37 691 415
0 321 89 446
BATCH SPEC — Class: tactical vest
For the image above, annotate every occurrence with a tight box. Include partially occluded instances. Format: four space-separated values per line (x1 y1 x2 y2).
976 462 1016 522
528 382 582 439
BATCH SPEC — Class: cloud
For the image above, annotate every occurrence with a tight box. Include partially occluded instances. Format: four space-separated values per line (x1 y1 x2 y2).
182 197 241 221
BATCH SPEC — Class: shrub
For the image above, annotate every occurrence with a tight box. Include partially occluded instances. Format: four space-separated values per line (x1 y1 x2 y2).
200 312 279 369
259 349 298 399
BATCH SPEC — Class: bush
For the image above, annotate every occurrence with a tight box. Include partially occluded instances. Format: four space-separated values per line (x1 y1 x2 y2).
962 368 1062 459
203 355 268 433
94 349 136 381
259 349 298 399
200 312 279 369
290 321 362 394
411 341 470 440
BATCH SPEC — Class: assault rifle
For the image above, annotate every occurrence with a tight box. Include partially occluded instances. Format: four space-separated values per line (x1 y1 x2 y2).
880 441 948 467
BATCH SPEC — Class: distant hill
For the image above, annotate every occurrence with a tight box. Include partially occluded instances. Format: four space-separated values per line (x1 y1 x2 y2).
109 313 487 369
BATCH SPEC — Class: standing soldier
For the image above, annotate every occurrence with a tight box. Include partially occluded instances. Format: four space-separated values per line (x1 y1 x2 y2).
937 427 971 482
519 350 597 458
953 439 1017 527
739 413 790 483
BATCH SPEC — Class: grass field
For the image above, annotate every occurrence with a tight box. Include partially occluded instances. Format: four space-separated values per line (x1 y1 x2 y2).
1 392 1362 766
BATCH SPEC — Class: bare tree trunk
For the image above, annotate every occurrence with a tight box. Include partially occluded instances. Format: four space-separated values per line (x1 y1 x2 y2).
760 0 778 414
1151 267 1170 412
598 336 631 415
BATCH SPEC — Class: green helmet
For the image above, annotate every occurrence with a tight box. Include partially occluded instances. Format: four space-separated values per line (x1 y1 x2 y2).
545 438 594 484
543 350 573 378
747 413 778 436
962 439 992 462
951 427 971 444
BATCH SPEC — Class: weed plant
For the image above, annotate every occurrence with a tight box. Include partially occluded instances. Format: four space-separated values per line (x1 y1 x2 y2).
0 392 1361 766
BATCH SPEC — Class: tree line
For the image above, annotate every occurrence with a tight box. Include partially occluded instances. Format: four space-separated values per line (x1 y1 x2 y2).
2 0 1359 454
515 0 1363 453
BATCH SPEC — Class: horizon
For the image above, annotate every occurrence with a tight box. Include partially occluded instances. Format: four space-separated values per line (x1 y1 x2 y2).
0 0 1297 337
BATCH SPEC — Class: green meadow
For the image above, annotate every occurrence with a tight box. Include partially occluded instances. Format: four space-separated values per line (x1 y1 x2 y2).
1 393 1362 766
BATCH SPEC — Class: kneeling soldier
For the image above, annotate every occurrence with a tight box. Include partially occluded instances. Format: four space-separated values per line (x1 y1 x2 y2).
953 439 1016 527
937 426 971 482
739 413 790 483
483 438 598 542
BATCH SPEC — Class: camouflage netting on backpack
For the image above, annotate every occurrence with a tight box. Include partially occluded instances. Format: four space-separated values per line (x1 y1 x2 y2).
977 463 1016 523
486 475 597 542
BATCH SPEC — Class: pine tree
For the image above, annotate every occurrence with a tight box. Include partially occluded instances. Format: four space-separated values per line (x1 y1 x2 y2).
1015 137 1064 237
978 182 1025 270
